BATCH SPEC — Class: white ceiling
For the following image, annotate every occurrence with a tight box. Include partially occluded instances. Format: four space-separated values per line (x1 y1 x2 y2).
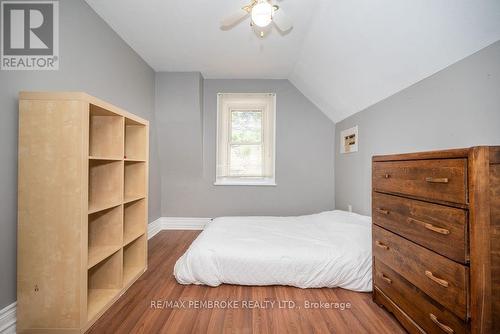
85 0 315 78
86 0 500 122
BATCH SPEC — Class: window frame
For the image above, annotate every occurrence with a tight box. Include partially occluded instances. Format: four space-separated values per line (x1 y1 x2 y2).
215 93 276 186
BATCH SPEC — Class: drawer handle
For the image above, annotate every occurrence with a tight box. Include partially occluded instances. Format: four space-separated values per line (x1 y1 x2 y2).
425 177 449 184
376 272 392 284
375 241 389 250
424 223 450 235
425 271 449 288
384 174 391 179
376 208 390 215
407 218 450 235
430 313 454 334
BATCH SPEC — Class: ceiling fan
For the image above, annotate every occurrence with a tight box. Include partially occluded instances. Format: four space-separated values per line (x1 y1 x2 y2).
220 0 293 37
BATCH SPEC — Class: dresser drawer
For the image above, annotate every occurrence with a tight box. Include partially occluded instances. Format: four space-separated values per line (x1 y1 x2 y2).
374 259 468 334
373 287 426 334
373 225 469 319
372 192 468 263
372 159 467 205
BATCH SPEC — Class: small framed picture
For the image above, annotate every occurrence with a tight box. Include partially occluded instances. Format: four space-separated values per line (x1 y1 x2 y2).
340 126 358 154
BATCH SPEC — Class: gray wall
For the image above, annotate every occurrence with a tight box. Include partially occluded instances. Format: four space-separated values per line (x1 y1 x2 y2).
155 76 335 217
155 72 204 184
335 40 500 216
0 0 161 310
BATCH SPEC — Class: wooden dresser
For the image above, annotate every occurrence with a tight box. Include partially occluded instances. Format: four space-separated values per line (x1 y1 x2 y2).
372 147 499 334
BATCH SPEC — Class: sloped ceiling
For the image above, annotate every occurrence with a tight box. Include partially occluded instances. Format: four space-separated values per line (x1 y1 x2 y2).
86 0 500 122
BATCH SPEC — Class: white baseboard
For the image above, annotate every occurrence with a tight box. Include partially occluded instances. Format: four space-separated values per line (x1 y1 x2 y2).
147 218 163 239
0 302 16 334
161 217 211 230
148 217 210 239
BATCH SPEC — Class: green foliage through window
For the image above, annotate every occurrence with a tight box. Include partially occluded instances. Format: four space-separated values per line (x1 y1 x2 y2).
231 110 262 143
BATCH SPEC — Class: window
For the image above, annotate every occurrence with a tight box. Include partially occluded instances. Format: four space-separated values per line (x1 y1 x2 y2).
215 93 276 186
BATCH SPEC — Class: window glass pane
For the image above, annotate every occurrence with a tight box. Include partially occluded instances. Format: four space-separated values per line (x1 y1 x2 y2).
229 145 262 176
231 111 262 143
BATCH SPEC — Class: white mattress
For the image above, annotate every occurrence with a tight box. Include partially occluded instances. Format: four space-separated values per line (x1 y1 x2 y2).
174 210 372 292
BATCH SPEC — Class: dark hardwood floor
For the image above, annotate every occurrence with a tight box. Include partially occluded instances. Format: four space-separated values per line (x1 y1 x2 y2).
87 231 405 333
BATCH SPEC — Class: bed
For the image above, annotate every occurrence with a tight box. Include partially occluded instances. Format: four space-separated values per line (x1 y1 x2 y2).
174 210 372 292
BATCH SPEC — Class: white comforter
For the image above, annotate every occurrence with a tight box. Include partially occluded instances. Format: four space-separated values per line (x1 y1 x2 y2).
174 210 372 292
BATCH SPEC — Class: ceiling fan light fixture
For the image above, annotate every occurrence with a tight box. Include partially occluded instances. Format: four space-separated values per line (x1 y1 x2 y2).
251 1 273 28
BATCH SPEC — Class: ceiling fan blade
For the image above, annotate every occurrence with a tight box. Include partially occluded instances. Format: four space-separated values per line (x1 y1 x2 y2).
272 7 293 32
220 10 249 29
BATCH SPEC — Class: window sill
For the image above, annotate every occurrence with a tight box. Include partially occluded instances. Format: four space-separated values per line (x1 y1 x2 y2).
214 179 277 186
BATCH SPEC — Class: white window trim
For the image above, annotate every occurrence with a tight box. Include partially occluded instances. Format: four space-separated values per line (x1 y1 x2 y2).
215 93 276 186
214 178 277 186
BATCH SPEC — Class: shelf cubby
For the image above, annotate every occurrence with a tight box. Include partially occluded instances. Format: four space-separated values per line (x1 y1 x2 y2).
89 104 124 159
89 160 123 213
88 206 123 268
124 199 146 246
124 161 146 202
125 119 147 161
123 235 146 286
87 249 122 321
